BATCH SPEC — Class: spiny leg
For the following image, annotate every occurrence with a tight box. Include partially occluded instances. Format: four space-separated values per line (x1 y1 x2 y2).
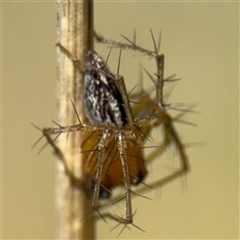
113 49 145 138
112 132 143 236
147 31 191 174
91 129 112 212
116 132 133 224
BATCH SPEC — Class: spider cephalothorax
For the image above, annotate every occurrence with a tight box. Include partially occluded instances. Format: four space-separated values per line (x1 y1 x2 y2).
84 50 127 128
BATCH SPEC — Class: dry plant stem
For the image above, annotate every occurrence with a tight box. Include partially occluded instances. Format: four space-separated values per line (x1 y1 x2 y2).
56 1 93 239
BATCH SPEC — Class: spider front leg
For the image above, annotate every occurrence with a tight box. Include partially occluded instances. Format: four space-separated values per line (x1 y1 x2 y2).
113 130 145 236
116 131 133 224
91 129 112 212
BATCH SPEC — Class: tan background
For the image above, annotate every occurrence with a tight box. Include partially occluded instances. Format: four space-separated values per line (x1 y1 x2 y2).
1 1 239 239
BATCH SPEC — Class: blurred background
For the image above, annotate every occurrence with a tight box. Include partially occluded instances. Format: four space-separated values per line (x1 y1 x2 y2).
1 1 239 239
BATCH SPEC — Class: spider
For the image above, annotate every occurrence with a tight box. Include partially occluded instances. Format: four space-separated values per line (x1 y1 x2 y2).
35 30 191 235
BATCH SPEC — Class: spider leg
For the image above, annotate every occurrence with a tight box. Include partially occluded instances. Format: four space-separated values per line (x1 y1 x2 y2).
148 30 190 174
116 131 133 224
94 31 156 57
91 129 112 210
115 75 135 128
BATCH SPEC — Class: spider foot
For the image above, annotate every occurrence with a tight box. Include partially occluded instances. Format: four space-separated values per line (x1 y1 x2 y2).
110 214 145 237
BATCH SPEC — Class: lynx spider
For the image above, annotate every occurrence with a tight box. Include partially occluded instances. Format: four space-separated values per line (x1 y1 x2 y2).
36 30 191 235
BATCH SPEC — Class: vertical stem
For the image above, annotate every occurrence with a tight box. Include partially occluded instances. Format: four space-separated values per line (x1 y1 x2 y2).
56 1 94 239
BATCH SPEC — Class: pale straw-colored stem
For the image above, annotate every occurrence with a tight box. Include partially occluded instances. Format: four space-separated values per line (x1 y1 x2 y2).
56 1 94 239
